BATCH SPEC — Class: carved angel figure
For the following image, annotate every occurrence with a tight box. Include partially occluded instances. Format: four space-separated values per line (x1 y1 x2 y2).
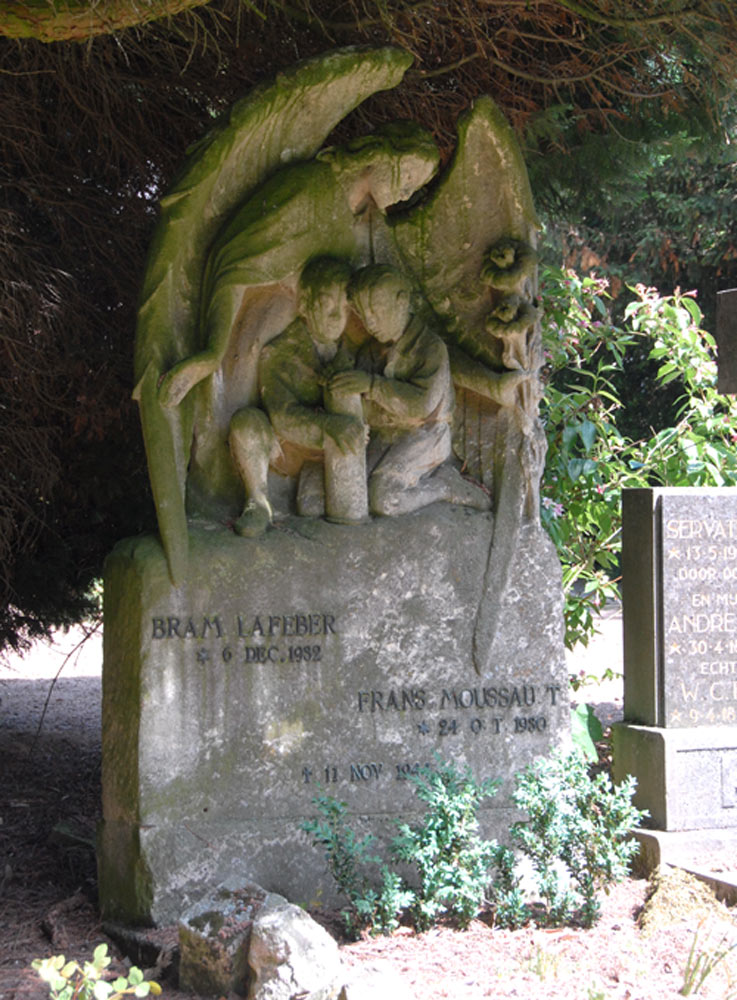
134 47 546 671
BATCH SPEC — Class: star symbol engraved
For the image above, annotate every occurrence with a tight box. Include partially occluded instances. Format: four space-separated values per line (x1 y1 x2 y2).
196 648 210 663
668 547 682 559
670 709 683 724
670 641 683 654
417 721 430 735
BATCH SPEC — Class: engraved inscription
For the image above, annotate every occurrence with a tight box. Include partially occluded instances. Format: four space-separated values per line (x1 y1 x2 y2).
151 606 564 795
661 498 737 726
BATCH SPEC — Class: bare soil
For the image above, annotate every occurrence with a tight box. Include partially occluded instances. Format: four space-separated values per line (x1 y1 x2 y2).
4 617 737 1000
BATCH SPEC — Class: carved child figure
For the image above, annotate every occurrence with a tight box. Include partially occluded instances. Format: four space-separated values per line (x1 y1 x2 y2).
330 264 489 516
228 256 365 536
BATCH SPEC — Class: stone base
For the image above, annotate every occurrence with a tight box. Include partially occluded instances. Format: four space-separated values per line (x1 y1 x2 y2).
631 828 737 905
612 722 737 831
99 504 568 925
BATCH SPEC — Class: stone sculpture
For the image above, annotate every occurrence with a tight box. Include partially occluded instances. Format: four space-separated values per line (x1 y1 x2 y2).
101 48 566 925
133 46 543 666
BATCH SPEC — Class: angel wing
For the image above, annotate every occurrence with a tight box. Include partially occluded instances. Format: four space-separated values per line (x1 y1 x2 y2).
390 97 543 674
391 96 538 355
133 47 413 583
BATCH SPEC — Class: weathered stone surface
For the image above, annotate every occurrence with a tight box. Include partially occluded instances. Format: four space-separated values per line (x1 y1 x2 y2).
98 504 568 925
247 893 343 1000
178 882 266 996
623 487 737 728
612 722 737 830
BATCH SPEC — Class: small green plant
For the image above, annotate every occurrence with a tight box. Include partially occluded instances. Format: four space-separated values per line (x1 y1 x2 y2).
680 924 737 996
527 943 560 980
302 760 498 934
300 793 411 936
33 944 161 1000
586 985 607 1000
510 748 646 927
392 760 499 930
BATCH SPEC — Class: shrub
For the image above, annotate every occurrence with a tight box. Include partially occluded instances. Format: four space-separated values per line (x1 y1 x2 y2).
302 759 498 934
506 748 646 927
392 760 499 930
304 752 645 933
540 268 737 649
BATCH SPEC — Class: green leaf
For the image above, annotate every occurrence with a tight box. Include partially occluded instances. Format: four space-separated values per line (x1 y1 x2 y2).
128 969 143 987
571 703 604 761
579 419 597 453
93 982 113 1000
92 945 110 971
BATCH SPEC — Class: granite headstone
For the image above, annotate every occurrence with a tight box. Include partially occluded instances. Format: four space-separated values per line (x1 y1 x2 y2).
614 487 737 830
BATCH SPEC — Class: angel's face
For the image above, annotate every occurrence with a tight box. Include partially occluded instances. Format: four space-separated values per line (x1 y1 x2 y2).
303 282 349 345
368 151 438 211
354 283 410 344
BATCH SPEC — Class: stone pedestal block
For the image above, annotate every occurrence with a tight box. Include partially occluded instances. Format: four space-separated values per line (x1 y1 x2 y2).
612 722 737 830
98 505 568 925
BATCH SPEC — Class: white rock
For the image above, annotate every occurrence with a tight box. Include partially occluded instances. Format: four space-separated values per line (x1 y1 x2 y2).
247 893 343 1000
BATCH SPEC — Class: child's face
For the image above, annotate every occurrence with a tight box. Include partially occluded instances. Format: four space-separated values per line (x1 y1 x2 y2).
303 282 348 344
355 283 410 344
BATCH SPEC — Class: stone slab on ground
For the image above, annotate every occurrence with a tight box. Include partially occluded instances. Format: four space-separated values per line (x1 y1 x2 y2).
99 504 568 925
634 828 737 905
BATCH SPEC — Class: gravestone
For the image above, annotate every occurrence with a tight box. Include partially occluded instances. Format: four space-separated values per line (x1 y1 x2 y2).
614 487 737 830
98 47 569 926
716 288 737 395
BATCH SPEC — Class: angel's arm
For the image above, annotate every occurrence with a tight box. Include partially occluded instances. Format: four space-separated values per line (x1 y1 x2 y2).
447 342 532 407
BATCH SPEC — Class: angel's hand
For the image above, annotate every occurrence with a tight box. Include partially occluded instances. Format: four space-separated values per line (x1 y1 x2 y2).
159 359 204 408
484 368 537 407
328 370 372 395
324 414 367 455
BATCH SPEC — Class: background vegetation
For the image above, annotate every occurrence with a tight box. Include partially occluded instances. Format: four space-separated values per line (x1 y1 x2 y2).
2 0 737 651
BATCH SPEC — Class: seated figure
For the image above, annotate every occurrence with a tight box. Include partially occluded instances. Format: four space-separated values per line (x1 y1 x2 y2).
330 265 490 517
228 256 364 536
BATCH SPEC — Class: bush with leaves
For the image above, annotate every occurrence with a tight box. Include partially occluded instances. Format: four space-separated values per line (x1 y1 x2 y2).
302 759 498 935
33 944 161 1000
498 749 646 928
304 753 645 934
540 267 737 648
300 794 413 936
392 760 499 931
